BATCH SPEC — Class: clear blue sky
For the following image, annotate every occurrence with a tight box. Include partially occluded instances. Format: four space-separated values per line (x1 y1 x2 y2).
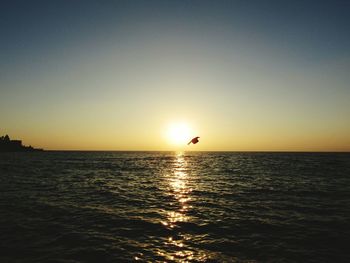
1 0 350 150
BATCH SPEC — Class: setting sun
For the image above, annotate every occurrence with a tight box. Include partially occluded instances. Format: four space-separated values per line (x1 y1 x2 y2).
166 123 192 146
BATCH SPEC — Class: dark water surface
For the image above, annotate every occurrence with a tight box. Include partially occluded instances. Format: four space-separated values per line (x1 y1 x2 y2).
0 151 349 262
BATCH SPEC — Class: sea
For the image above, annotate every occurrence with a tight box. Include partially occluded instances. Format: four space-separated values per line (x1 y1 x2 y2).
0 151 349 262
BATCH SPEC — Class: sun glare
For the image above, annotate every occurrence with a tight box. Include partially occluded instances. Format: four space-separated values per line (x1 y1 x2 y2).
167 123 192 146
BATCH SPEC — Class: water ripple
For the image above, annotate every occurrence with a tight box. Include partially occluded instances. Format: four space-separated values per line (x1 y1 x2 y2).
0 151 349 262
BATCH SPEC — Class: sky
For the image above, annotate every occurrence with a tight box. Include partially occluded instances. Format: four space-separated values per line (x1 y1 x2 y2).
1 0 350 151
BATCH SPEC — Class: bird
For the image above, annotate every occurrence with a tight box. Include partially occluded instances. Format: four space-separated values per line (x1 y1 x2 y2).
188 136 200 145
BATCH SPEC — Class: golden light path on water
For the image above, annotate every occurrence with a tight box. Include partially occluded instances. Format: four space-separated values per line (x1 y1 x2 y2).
159 152 208 262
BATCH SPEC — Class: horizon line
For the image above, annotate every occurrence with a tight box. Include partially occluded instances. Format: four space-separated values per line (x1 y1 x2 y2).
35 150 350 153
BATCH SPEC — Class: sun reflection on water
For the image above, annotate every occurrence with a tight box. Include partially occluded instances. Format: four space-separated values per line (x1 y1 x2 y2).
159 152 208 262
163 152 192 228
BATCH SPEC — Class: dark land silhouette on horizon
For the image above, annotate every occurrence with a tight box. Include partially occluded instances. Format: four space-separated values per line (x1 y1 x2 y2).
0 135 43 152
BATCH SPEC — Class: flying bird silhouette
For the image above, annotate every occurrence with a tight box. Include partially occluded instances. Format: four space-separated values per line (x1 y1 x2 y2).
188 136 200 145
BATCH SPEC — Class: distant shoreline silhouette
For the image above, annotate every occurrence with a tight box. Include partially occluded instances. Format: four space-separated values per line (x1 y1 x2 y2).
0 134 43 152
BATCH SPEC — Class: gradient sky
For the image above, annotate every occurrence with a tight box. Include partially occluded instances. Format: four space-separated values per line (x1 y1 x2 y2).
1 0 350 151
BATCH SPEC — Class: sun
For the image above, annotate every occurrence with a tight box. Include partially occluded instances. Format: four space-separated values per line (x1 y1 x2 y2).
166 123 192 145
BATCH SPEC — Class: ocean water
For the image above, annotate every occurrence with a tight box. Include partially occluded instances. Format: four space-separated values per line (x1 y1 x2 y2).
0 151 349 262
